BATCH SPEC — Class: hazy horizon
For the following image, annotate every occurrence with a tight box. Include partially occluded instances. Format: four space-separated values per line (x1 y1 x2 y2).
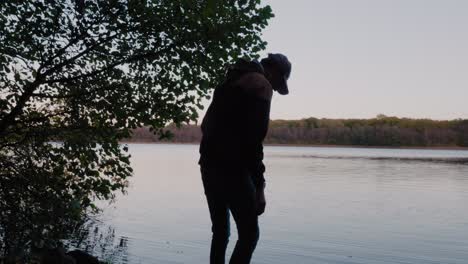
200 0 468 121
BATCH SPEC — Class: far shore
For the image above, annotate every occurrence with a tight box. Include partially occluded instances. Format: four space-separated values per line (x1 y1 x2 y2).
120 141 468 151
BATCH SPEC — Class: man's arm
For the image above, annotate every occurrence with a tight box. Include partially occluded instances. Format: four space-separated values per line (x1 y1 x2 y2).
235 72 272 190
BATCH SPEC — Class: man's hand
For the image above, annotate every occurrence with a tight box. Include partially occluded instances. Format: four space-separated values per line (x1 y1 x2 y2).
256 185 266 215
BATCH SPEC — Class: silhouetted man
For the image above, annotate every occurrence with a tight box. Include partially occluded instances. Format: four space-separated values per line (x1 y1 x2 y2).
199 53 291 264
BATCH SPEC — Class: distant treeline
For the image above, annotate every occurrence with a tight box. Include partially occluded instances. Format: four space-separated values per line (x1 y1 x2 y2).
126 115 468 147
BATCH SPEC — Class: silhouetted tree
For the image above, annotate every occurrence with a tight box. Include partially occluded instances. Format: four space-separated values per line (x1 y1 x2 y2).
0 0 273 258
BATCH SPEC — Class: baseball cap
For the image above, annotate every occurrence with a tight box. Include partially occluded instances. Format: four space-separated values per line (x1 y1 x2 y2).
262 53 291 95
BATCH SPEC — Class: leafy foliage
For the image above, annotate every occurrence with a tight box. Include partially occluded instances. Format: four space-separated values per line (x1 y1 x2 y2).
0 0 273 257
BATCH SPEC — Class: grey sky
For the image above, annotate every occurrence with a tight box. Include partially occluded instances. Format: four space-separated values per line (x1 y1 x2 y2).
248 0 468 120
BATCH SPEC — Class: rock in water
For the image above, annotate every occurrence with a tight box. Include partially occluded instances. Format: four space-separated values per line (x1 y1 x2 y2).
66 250 100 264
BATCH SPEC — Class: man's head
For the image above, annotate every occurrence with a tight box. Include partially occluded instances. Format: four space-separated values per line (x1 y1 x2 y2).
261 53 291 95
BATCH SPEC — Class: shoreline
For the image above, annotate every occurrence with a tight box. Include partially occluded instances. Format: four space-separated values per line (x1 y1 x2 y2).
120 141 468 151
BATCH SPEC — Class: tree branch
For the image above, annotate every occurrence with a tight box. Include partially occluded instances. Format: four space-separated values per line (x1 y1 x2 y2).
0 34 119 134
0 78 44 135
42 33 119 77
44 43 177 85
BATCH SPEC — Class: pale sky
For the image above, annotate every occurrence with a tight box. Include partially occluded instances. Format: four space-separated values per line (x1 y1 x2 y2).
200 0 468 121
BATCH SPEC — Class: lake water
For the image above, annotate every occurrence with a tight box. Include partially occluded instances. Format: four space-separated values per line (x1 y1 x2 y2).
100 144 468 264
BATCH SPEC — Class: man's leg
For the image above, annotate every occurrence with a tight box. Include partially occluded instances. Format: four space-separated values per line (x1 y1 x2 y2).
228 173 259 264
201 167 231 264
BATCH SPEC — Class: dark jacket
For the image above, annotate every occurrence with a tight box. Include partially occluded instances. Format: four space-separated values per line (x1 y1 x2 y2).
198 59 272 188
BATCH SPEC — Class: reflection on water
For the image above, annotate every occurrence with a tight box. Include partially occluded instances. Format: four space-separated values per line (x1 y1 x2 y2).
100 144 468 264
65 218 131 264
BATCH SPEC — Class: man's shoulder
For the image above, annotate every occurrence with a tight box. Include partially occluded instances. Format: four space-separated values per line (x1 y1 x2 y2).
234 72 272 101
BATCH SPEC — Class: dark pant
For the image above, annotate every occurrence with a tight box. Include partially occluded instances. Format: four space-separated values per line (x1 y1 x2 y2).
201 166 259 264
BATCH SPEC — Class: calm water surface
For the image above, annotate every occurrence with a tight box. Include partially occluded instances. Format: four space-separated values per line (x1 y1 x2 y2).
101 144 468 264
